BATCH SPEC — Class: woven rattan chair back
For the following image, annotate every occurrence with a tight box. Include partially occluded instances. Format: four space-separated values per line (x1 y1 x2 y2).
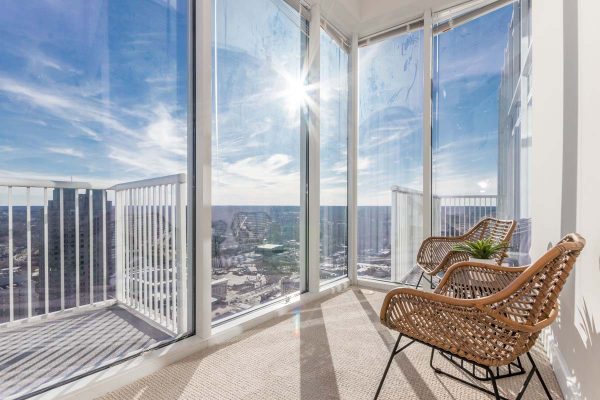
417 217 516 277
465 217 515 243
484 233 585 350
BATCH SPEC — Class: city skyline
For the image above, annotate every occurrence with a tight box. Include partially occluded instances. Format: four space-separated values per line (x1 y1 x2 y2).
0 188 115 322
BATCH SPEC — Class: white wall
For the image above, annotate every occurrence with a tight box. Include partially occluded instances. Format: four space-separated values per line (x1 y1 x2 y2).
570 0 600 397
530 0 564 257
532 0 600 398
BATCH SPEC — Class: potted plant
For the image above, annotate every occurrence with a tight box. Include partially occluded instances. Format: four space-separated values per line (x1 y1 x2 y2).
452 238 510 264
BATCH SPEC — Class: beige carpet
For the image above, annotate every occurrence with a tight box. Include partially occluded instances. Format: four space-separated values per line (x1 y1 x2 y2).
100 288 563 400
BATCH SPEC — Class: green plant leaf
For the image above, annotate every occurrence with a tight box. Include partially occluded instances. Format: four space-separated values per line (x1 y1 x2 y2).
452 238 509 259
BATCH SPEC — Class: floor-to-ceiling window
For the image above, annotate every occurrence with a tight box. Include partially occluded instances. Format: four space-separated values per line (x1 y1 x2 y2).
211 0 307 323
0 0 193 396
357 27 424 282
432 0 532 264
319 27 349 282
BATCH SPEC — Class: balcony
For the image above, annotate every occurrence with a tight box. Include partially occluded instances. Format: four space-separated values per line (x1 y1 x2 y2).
357 187 530 284
391 186 499 282
0 174 187 398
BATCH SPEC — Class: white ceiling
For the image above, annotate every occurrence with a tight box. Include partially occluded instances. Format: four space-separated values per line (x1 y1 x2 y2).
314 0 466 37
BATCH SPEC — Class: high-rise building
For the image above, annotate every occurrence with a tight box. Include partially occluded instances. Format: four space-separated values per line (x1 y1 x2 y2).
230 211 271 248
38 189 115 311
497 0 532 263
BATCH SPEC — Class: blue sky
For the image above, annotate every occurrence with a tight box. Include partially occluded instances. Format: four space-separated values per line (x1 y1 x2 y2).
212 0 306 206
0 0 188 198
320 30 349 207
359 5 513 204
0 0 513 206
359 29 424 205
212 0 349 206
432 6 513 197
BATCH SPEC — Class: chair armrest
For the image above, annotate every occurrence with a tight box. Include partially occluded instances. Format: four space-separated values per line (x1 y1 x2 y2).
435 262 528 299
380 287 478 324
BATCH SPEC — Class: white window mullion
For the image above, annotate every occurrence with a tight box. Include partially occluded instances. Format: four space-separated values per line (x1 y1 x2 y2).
423 9 433 239
348 33 359 285
195 0 213 339
307 3 321 294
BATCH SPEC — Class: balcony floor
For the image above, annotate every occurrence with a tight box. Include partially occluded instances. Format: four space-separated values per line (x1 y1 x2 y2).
0 304 172 398
101 288 564 400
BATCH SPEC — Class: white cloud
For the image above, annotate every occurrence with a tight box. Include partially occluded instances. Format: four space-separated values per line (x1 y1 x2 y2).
33 52 81 75
213 153 300 205
321 186 347 206
478 179 491 192
72 124 100 141
108 146 185 177
0 76 140 140
144 73 176 85
357 157 371 171
0 73 190 183
103 105 188 179
331 160 348 174
141 105 187 156
47 147 84 158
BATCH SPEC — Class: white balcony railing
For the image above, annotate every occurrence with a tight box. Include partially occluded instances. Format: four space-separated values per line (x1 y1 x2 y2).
112 174 187 334
437 194 497 237
391 186 497 282
0 174 187 335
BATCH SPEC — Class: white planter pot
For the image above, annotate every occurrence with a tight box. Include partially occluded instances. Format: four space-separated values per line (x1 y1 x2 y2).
468 257 497 265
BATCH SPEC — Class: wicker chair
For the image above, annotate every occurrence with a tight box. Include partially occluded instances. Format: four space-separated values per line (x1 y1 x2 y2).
375 233 586 400
415 217 516 288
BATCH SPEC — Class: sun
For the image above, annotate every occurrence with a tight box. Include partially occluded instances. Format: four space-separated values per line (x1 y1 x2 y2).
283 76 309 115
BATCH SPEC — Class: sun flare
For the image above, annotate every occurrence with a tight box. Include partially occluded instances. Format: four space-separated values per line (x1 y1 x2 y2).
283 77 309 114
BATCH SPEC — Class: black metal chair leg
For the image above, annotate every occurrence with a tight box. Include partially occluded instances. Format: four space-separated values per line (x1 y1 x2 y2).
381 342 548 400
527 352 553 400
515 367 536 400
415 271 424 289
374 334 403 400
417 272 436 290
429 347 436 370
486 367 501 400
430 349 509 400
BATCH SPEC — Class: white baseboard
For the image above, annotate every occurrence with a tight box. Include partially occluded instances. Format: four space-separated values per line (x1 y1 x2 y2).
356 277 434 293
357 277 401 292
542 328 581 399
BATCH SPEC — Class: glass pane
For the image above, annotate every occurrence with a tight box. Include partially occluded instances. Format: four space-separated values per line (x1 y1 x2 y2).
432 1 531 264
0 1 192 396
320 29 348 282
212 0 307 323
358 30 424 282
